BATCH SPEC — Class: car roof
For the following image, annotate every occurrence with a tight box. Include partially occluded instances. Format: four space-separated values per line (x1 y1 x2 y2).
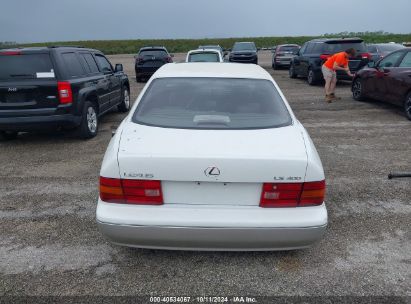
188 49 220 54
278 44 300 47
369 43 403 46
139 46 167 51
153 63 271 80
0 46 101 53
309 37 364 43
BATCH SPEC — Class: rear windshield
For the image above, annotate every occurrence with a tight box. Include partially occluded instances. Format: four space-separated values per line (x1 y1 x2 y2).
0 53 55 80
367 45 378 53
139 50 168 57
233 43 257 52
378 44 404 52
323 42 366 54
279 46 299 52
188 52 220 62
132 78 292 130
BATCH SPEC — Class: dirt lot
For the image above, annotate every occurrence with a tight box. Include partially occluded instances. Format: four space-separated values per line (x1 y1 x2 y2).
1 52 410 298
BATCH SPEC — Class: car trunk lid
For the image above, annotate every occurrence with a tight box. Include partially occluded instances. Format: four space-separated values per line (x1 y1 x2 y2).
117 124 308 206
0 80 59 112
0 52 59 113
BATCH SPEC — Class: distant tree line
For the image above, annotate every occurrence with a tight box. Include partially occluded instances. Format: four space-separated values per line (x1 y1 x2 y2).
14 32 411 54
0 41 17 48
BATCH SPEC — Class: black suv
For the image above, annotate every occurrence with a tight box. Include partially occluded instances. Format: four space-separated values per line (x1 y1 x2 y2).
0 46 130 139
135 46 173 82
289 38 370 85
229 42 258 64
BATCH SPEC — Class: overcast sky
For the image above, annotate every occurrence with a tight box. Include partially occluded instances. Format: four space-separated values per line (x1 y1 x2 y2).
1 0 410 43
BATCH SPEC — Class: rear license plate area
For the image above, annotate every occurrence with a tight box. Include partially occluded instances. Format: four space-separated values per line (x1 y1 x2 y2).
1 93 30 103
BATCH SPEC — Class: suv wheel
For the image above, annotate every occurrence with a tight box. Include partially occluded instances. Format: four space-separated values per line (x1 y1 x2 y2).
272 62 277 70
0 131 18 141
118 88 130 112
307 68 318 85
352 78 365 101
78 101 98 139
289 64 297 78
404 92 411 121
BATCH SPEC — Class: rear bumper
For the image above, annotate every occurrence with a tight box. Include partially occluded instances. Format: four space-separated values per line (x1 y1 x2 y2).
229 57 258 64
274 58 292 66
98 223 327 251
135 66 163 77
0 114 81 131
96 201 327 251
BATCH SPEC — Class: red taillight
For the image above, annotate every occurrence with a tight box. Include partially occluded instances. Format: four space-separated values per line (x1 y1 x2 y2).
122 179 163 205
260 180 325 208
57 81 73 104
100 177 124 203
100 177 163 205
300 180 326 206
0 51 21 55
320 54 331 60
361 52 371 60
260 183 302 207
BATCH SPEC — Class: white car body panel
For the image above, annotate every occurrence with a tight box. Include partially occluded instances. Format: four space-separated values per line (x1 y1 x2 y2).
97 201 327 228
97 63 327 251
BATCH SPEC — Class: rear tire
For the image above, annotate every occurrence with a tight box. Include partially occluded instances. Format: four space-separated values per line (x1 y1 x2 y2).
404 92 411 121
307 68 318 86
0 131 18 141
118 88 130 112
289 64 297 78
352 78 365 101
77 101 98 139
272 62 277 70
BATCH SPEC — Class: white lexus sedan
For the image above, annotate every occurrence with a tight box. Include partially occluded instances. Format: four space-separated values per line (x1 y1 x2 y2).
97 63 327 251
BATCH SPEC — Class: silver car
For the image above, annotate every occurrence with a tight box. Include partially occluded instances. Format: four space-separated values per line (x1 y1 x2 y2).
272 44 300 70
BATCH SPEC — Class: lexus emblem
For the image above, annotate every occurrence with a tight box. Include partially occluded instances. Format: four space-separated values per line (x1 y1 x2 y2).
204 166 221 178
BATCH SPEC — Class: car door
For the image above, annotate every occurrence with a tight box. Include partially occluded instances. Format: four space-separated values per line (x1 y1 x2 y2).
78 52 109 111
94 54 121 108
299 42 316 76
293 43 307 75
384 51 411 105
373 51 405 103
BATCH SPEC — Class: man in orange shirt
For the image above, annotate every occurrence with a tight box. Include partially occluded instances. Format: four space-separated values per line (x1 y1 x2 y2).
322 48 356 103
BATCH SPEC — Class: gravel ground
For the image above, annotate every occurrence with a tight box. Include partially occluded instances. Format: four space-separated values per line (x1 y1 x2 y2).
0 52 410 299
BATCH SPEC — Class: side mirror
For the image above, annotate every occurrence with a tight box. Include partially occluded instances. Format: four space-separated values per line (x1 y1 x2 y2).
170 54 175 58
227 48 232 52
111 125 118 137
114 64 123 72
